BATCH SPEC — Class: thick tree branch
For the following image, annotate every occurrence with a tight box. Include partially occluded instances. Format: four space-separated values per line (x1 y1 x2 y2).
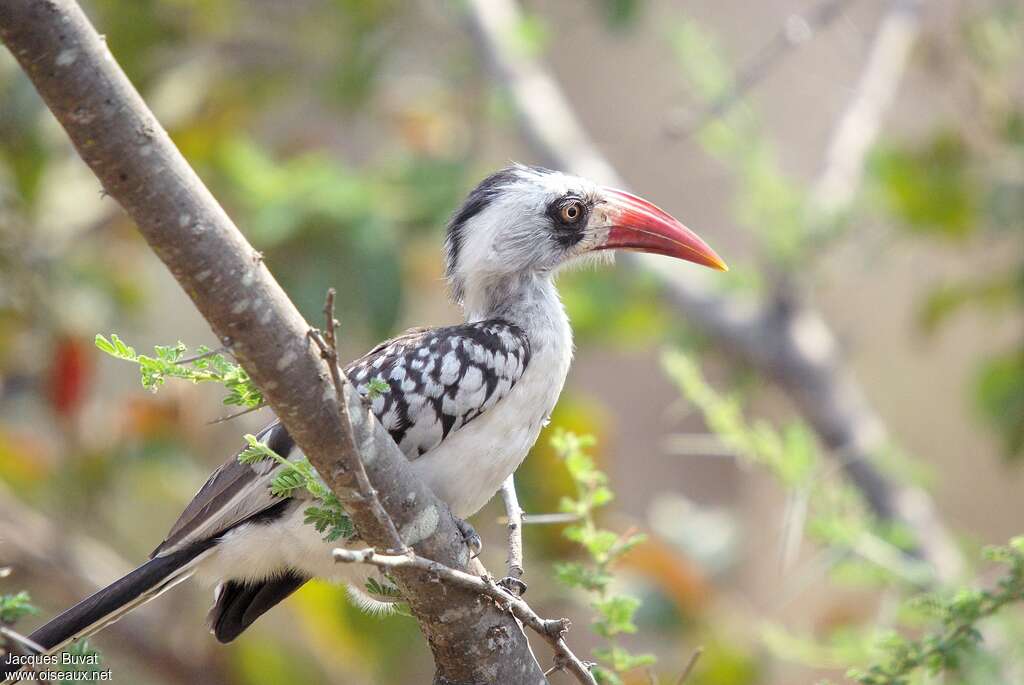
0 1 550 681
463 0 963 582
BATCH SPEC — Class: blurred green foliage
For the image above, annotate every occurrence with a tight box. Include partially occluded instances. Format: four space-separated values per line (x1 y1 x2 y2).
849 539 1024 685
866 2 1024 461
668 19 810 270
870 132 978 239
667 350 1024 684
0 591 37 624
551 429 654 684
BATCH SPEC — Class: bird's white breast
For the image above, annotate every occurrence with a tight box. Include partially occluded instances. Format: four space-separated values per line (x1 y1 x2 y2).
410 306 573 518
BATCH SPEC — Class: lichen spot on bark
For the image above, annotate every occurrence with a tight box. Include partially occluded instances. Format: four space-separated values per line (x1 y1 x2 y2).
56 49 77 67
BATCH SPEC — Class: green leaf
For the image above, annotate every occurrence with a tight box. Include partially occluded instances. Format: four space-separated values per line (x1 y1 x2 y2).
593 596 642 637
583 529 620 561
0 591 38 623
364 577 403 600
96 334 263 407
93 334 117 357
869 132 980 239
553 562 614 592
594 644 657 672
974 351 1024 460
366 377 390 400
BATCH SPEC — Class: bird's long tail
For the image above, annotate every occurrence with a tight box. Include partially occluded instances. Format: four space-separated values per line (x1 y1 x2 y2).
2 543 212 683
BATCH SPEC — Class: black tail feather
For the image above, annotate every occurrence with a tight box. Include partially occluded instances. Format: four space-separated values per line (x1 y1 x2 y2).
3 543 210 683
209 571 308 643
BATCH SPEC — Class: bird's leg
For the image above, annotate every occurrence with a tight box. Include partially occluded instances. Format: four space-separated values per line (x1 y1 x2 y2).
497 576 528 596
454 517 483 558
498 476 527 596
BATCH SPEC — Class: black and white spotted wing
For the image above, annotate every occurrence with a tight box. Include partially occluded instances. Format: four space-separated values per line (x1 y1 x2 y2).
152 319 530 556
344 319 532 458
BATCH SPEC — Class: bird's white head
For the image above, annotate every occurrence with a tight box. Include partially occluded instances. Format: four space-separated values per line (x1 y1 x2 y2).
445 165 726 315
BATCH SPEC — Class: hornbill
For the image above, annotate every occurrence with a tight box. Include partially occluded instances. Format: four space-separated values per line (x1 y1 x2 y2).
2 164 725 679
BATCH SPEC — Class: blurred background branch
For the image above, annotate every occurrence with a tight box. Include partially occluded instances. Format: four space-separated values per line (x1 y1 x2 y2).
666 0 858 140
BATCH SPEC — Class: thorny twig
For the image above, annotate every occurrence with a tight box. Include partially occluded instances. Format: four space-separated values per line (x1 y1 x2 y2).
500 475 525 594
309 289 408 555
334 547 598 685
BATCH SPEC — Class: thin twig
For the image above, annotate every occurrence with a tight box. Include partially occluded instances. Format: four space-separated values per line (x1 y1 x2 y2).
500 475 525 592
334 547 598 685
0 627 45 656
310 289 408 555
206 403 266 425
520 513 581 525
676 647 704 685
667 0 858 139
175 345 228 366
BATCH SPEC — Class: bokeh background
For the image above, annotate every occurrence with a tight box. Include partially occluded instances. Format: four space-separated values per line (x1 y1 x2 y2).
1 0 1022 683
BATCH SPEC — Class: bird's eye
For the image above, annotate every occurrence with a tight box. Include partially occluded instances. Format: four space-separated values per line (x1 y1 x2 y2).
559 201 583 224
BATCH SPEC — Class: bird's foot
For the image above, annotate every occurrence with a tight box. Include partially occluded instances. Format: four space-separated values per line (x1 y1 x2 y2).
497 576 527 597
454 517 483 558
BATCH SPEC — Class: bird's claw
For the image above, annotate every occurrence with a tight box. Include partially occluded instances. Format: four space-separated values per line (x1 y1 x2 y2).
497 576 527 596
454 517 483 558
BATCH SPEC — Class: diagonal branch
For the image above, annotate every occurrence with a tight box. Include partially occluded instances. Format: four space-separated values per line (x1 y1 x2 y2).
0 1 549 682
462 0 963 582
667 0 858 139
811 0 925 216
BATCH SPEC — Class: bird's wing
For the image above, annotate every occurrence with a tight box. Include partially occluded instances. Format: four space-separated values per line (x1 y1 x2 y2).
153 319 530 556
346 320 531 458
152 421 296 557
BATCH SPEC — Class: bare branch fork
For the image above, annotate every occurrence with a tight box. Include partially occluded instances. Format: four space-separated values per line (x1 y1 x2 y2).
0 1 565 681
463 0 963 582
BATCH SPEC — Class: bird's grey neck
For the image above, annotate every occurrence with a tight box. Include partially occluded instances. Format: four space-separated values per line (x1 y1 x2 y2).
464 273 570 344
